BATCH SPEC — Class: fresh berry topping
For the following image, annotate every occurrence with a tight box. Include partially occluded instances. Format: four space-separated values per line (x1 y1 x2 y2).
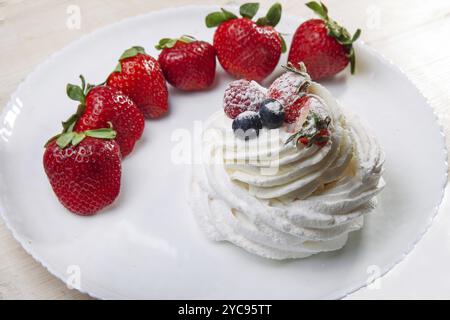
267 63 311 107
206 3 285 81
288 1 361 80
43 127 121 216
223 79 267 119
298 137 310 146
232 111 263 140
65 76 145 157
267 63 311 124
285 109 331 148
314 128 331 147
284 95 310 124
259 99 284 129
156 35 216 91
107 46 169 119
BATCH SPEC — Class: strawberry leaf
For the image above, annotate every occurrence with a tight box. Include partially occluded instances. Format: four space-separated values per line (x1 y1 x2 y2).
352 29 361 42
205 11 227 27
119 46 146 61
66 84 84 103
71 132 86 146
221 8 238 20
155 35 196 50
205 8 237 28
240 3 260 19
305 1 328 20
44 134 60 148
53 122 116 149
265 2 282 27
61 114 78 133
349 47 356 74
179 35 196 43
85 127 117 140
279 34 287 53
155 38 177 50
285 131 301 145
79 75 86 91
256 17 269 26
113 62 122 73
56 131 75 149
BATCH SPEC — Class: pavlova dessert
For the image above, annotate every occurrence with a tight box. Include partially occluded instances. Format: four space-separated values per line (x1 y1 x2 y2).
190 64 385 259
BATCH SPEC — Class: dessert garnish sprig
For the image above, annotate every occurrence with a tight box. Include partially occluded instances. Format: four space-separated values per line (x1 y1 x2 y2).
285 111 331 148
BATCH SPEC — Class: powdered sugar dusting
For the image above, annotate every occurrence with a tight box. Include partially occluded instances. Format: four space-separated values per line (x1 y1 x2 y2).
223 79 267 118
191 81 386 260
264 100 284 115
236 110 259 120
268 72 307 106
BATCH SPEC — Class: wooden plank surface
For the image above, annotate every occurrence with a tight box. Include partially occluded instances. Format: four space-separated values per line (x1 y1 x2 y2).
1 0 449 299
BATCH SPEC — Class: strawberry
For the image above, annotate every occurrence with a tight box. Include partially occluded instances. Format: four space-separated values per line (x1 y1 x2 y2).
43 126 121 216
284 94 329 125
288 1 361 80
314 128 330 147
65 76 145 157
267 63 311 123
155 36 216 91
297 128 330 147
107 46 169 119
223 79 267 119
298 137 310 146
267 62 312 123
284 95 310 124
206 2 286 82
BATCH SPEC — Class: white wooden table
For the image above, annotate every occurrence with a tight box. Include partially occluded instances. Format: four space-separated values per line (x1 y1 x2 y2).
1 0 450 299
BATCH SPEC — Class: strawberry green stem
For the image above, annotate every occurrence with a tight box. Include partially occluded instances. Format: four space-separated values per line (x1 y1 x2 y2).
54 123 117 149
256 2 282 27
155 35 196 50
113 46 147 73
205 2 285 52
285 112 331 148
67 75 88 104
64 75 96 133
240 3 260 19
119 46 146 60
205 2 282 28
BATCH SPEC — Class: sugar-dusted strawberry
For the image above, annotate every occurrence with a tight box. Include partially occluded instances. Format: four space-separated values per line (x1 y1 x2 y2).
43 126 121 216
156 36 216 91
107 46 168 119
268 62 311 108
267 62 312 123
288 1 361 80
285 94 329 125
65 76 144 157
284 95 310 124
223 79 267 119
313 128 331 147
206 2 286 82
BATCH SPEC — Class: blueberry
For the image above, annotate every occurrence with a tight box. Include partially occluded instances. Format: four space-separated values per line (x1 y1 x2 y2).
232 111 262 140
259 99 285 129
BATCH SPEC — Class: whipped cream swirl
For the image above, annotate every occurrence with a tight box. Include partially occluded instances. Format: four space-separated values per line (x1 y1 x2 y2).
190 83 385 259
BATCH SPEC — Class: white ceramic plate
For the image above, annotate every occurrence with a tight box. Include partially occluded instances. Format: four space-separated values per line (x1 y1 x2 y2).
0 5 447 299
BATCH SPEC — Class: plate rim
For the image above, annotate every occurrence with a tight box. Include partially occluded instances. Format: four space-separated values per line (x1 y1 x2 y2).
0 4 448 300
